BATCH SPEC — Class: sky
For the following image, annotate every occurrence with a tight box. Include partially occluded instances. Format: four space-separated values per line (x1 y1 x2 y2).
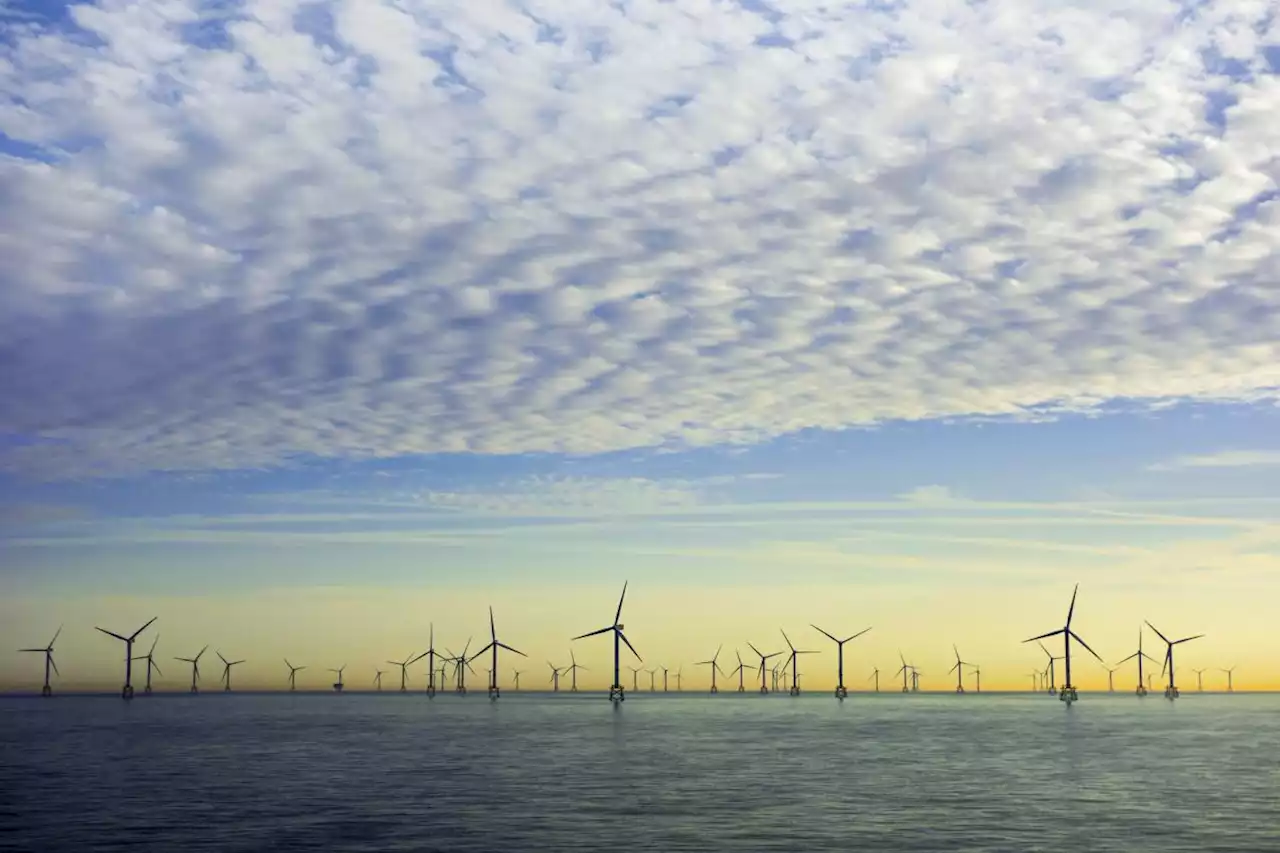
1 0 1278 693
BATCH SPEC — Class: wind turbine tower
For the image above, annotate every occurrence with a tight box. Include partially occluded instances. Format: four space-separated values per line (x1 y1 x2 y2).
329 665 346 692
1221 666 1236 693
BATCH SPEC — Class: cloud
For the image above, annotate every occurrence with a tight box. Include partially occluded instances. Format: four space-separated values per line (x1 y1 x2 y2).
1150 450 1280 471
896 484 962 505
1 0 1279 478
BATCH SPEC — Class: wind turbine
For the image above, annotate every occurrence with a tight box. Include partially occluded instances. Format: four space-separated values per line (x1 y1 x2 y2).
284 659 305 691
328 665 346 692
673 666 683 691
18 626 62 697
1116 627 1159 696
811 624 871 699
910 666 921 692
387 654 420 692
627 666 642 691
1221 666 1236 693
970 663 981 693
471 606 527 700
949 645 972 694
780 630 819 696
1145 621 1203 701
661 666 669 692
133 636 162 695
696 645 725 693
422 624 441 698
645 668 658 692
549 662 565 692
1029 671 1040 691
896 653 911 693
729 650 749 693
564 648 587 692
96 617 157 699
1192 668 1206 692
1102 665 1117 693
572 581 641 703
218 652 245 692
1023 584 1102 704
448 639 475 694
869 667 880 692
1036 643 1063 694
747 642 781 694
175 646 207 694
512 669 524 690
374 669 384 691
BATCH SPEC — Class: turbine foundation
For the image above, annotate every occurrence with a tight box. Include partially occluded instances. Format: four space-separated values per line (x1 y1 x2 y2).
41 685 52 697
710 685 718 694
191 685 199 694
835 685 847 700
1136 685 1147 696
609 684 625 703
144 685 152 695
426 685 436 698
489 685 500 700
956 685 966 694
122 684 134 700
1164 685 1179 700
788 685 800 697
1059 686 1078 703
759 686 769 695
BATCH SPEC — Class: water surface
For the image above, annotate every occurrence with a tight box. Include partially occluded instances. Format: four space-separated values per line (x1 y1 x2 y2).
2 692 1275 851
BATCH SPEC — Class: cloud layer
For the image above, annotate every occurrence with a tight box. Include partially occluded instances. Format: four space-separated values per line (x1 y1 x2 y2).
2 0 1279 477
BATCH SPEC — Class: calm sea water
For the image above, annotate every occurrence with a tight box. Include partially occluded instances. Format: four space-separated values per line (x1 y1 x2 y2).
1 691 1276 852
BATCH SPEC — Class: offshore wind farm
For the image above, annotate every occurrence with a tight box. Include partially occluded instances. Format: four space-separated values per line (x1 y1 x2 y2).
3 0 1280 848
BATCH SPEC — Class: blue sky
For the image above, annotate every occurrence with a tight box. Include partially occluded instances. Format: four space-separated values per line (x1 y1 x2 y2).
1 0 1278 690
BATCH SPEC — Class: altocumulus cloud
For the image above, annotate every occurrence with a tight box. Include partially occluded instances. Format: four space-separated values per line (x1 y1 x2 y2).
1 0 1278 478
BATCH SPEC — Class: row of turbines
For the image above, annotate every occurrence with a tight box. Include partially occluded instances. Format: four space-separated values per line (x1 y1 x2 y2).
17 584 1220 704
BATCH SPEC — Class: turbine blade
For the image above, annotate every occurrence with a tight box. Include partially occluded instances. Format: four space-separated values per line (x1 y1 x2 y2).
218 652 229 665
152 660 164 676
96 628 127 641
490 606 496 642
129 617 158 641
196 646 208 661
1174 634 1205 644
780 629 795 651
1144 621 1171 645
408 652 428 665
49 655 60 676
747 642 763 658
845 627 872 643
810 624 839 643
619 631 642 662
1069 630 1104 662
1024 629 1065 644
1066 583 1078 627
497 642 527 657
572 626 614 640
50 626 62 647
615 581 628 625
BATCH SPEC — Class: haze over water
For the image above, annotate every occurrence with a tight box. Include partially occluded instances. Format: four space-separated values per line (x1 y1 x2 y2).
3 693 1275 852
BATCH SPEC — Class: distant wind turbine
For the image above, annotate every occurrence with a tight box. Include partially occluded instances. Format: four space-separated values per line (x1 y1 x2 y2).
747 642 781 694
564 649 587 692
285 659 305 691
175 646 208 694
1116 627 1159 696
470 606 527 700
1145 620 1203 701
132 636 162 695
1023 584 1103 705
218 652 245 692
779 630 819 696
18 626 62 697
1221 666 1236 693
328 665 346 693
696 645 725 694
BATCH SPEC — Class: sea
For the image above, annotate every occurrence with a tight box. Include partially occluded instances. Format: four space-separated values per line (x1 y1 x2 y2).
1 691 1276 852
